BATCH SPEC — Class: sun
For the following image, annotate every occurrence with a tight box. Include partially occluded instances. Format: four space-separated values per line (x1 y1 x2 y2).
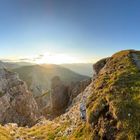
35 53 80 64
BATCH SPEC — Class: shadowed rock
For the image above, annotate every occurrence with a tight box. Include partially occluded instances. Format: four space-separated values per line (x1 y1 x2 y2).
50 76 69 117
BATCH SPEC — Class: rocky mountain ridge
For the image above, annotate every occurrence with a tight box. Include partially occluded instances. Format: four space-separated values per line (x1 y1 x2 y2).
0 50 140 140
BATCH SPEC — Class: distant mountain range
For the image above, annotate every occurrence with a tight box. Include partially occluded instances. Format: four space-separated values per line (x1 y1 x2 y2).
12 64 89 96
3 61 93 77
1 61 91 97
61 63 93 76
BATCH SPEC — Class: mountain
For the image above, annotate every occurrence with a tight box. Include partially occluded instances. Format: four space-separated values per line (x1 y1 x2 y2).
13 64 89 97
2 61 34 69
1 50 140 140
61 63 93 77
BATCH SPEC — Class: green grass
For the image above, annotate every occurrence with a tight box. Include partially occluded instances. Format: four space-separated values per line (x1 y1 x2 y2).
86 50 140 139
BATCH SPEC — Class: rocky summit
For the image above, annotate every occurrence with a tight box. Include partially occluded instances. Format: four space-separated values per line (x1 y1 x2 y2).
1 50 140 140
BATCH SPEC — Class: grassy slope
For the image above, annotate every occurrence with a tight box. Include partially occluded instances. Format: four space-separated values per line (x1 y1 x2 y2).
86 50 140 139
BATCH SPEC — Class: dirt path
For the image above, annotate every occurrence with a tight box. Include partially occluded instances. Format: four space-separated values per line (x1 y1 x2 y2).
131 53 140 69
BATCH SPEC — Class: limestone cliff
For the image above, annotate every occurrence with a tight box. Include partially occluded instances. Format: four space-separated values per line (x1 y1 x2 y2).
0 62 40 126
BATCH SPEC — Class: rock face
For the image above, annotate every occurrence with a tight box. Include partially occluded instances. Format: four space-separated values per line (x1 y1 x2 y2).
50 76 69 117
35 91 50 111
35 77 91 119
68 79 91 104
49 76 91 118
35 91 51 118
93 57 109 75
0 62 40 126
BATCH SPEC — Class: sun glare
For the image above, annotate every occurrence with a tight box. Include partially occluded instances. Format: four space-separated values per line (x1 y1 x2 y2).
35 53 81 64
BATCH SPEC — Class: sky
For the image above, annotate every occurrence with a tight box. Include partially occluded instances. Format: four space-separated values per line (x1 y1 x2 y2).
0 0 140 64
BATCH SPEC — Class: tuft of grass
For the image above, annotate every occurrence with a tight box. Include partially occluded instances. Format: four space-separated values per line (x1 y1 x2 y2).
0 126 14 140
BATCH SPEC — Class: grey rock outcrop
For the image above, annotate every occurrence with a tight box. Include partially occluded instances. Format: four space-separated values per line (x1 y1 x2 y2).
68 79 91 104
93 57 110 75
0 63 40 126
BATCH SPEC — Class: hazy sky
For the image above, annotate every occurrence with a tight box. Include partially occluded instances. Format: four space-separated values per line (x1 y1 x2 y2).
0 0 140 63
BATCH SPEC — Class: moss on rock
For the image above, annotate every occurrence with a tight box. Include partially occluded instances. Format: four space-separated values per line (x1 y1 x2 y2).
87 50 140 140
